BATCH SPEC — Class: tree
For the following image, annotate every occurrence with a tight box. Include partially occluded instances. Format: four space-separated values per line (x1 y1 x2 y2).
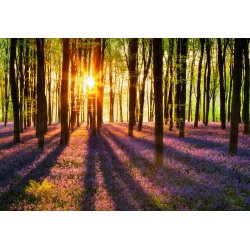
138 39 152 131
153 38 163 167
9 38 20 142
229 39 244 155
36 38 46 149
218 38 228 129
93 38 102 132
194 38 205 128
179 38 188 137
243 39 249 134
128 38 138 136
205 39 211 126
60 38 70 145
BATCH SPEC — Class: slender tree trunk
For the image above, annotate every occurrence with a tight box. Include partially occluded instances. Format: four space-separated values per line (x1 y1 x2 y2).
60 38 70 145
194 38 205 128
203 60 207 124
218 38 226 129
93 38 102 131
243 39 249 134
36 38 46 149
188 44 195 122
109 59 114 123
138 39 152 131
18 39 24 132
70 39 77 132
128 38 138 136
4 44 9 126
205 39 211 126
153 38 163 167
228 60 233 122
179 39 188 137
168 39 174 131
175 39 181 129
229 39 244 155
9 38 20 142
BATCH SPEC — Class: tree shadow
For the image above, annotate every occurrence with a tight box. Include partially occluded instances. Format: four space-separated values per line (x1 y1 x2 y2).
0 130 61 180
0 143 65 210
101 126 250 210
81 132 162 211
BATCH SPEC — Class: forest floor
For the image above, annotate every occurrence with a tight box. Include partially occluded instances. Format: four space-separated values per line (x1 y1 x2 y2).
0 121 249 211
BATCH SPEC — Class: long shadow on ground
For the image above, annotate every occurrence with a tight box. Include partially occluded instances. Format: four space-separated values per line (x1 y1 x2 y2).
82 132 162 211
101 126 250 210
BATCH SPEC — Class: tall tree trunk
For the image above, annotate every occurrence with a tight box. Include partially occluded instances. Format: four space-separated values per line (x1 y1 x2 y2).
138 39 152 131
60 38 70 145
175 39 181 129
9 38 20 142
36 38 46 149
179 39 188 137
92 38 102 131
218 38 226 129
153 38 163 167
18 39 24 132
4 43 9 126
203 60 207 124
168 39 174 131
205 39 211 126
109 59 114 123
70 39 77 132
188 42 195 122
194 38 205 128
243 39 249 134
228 58 233 122
229 39 244 155
128 38 138 136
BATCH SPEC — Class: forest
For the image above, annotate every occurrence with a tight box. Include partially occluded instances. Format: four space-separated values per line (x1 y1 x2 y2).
0 38 249 211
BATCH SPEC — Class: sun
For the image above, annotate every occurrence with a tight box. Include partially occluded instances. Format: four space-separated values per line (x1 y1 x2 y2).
87 76 95 89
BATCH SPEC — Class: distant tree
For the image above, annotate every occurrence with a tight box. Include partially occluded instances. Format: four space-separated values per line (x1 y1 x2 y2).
153 38 163 167
218 38 229 129
229 39 244 155
167 39 174 131
9 38 20 142
179 38 188 137
93 38 102 132
138 38 152 131
18 39 24 132
128 38 138 136
36 38 46 149
175 38 181 129
60 38 70 145
205 38 211 126
243 39 249 134
194 38 205 128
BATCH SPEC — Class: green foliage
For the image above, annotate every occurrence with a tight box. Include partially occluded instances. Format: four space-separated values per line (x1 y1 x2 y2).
25 178 55 198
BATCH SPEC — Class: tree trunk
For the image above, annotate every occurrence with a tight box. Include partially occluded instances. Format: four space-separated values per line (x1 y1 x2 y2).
243 39 249 134
60 38 70 145
18 39 24 132
9 38 20 142
128 38 138 136
153 38 163 167
138 39 152 131
93 38 102 131
229 39 244 155
175 39 181 129
179 39 188 137
36 38 46 149
194 38 205 128
218 38 226 129
188 43 195 122
168 39 174 131
205 39 211 126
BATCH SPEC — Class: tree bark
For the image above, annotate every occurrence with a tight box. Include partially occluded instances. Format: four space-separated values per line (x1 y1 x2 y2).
153 38 163 167
60 38 70 145
194 38 205 128
138 39 152 131
229 39 244 155
36 38 46 149
128 38 138 136
179 39 188 137
243 39 249 134
205 39 211 126
9 38 20 142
